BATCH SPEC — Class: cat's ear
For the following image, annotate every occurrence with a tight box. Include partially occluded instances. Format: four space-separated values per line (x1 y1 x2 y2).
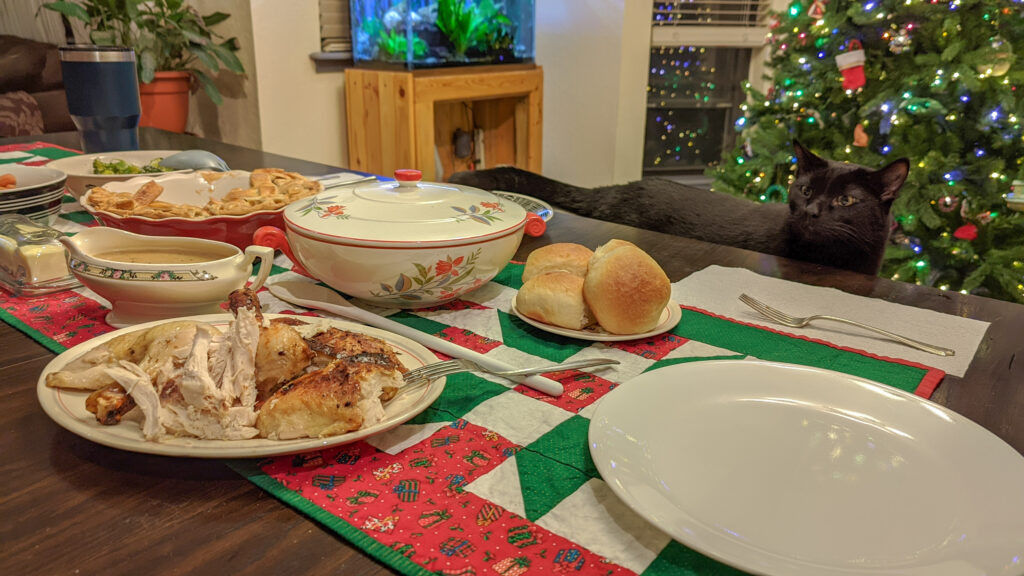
792 140 827 174
873 158 910 201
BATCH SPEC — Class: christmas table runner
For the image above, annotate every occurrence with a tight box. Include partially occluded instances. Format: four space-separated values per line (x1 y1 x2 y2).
0 142 80 166
2 143 948 576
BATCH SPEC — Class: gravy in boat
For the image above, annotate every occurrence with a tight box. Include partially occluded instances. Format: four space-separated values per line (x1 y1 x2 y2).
94 248 231 265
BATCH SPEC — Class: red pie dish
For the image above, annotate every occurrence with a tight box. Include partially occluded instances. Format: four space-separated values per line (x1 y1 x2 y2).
80 170 319 249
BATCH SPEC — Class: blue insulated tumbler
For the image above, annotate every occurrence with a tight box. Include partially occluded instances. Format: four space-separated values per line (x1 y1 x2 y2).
59 46 141 153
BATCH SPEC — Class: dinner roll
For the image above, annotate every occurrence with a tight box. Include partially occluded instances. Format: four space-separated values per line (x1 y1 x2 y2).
583 240 670 334
516 271 596 330
522 243 594 282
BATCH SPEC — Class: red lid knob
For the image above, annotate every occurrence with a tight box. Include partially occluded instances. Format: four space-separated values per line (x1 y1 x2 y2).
524 212 546 237
394 169 422 182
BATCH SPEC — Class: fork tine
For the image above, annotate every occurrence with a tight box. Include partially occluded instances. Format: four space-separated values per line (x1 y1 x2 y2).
739 293 774 316
739 294 795 325
759 301 799 323
402 360 461 383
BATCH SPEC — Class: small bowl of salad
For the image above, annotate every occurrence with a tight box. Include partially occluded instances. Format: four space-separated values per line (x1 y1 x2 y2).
45 150 191 199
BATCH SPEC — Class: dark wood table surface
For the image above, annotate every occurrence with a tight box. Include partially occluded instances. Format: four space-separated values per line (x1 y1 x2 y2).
3 130 1022 575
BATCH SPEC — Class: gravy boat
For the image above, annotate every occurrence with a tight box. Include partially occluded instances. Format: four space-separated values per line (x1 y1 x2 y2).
61 228 274 327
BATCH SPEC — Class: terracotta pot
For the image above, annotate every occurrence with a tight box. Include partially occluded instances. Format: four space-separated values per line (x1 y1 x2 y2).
139 71 191 133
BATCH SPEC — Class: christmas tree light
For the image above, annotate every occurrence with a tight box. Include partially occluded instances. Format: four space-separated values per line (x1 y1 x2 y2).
709 0 1024 303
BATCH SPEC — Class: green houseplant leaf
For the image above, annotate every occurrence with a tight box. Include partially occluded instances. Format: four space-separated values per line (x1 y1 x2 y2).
41 0 90 23
41 0 245 106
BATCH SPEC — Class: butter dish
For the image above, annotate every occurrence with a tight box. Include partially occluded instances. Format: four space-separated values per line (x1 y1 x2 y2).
0 214 79 297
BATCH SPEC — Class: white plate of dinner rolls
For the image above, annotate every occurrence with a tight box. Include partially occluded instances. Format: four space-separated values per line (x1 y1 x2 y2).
512 240 681 341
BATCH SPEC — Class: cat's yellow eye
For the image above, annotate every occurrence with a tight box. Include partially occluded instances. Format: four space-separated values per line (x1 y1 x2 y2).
834 195 859 207
800 185 811 197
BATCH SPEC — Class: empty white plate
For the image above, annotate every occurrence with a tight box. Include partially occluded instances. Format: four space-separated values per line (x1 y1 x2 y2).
589 360 1024 576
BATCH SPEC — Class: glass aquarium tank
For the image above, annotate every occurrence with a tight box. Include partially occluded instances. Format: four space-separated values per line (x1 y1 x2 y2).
350 0 535 69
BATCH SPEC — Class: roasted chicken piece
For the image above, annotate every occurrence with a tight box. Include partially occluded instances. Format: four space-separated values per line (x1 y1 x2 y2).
256 357 403 440
306 327 407 401
85 384 136 425
47 285 410 442
45 320 209 390
255 319 314 401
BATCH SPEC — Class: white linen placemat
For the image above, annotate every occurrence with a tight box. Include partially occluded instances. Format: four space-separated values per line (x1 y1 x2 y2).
672 266 990 377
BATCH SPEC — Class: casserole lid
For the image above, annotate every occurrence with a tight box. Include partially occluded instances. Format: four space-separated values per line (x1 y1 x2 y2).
282 169 529 244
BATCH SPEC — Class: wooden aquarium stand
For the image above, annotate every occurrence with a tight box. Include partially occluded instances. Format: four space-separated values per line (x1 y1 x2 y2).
345 64 543 181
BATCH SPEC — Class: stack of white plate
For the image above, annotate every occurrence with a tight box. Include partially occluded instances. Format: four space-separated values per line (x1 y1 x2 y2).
0 165 68 225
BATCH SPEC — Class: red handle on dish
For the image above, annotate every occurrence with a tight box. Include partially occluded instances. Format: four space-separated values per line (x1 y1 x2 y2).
253 226 311 277
394 169 422 182
524 212 546 237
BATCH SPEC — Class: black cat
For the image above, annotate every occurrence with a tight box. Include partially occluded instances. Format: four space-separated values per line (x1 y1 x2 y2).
449 142 909 276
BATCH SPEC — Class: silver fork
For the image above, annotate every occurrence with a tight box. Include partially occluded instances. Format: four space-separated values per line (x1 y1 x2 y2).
738 293 955 357
400 357 620 392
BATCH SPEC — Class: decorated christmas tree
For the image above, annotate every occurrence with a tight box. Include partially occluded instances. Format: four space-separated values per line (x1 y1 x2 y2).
709 0 1024 303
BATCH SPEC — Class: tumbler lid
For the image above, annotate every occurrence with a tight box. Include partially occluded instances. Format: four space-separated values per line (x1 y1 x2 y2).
59 45 136 63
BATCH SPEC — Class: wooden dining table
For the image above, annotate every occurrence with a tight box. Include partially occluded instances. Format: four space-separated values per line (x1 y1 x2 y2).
2 130 1022 576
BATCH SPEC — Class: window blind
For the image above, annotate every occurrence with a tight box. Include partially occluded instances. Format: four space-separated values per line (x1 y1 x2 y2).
651 0 771 48
318 0 352 55
0 0 85 45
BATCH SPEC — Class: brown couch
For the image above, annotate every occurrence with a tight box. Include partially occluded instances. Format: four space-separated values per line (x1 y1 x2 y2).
0 34 76 136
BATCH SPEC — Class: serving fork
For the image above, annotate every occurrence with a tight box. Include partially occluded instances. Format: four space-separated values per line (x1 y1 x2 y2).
401 357 619 392
738 293 955 357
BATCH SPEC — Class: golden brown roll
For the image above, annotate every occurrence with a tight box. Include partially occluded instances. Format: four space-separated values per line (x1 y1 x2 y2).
583 240 671 334
522 243 594 282
516 271 596 330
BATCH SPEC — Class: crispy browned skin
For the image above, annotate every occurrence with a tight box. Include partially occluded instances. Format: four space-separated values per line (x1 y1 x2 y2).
305 328 405 402
255 322 314 401
307 328 406 373
85 384 136 425
256 360 364 438
269 316 310 326
228 288 263 322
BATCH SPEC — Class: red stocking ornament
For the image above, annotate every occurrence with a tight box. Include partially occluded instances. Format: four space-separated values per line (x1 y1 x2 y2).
836 39 866 90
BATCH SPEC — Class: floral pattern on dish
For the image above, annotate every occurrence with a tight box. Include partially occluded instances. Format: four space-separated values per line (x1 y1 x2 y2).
451 201 504 225
68 258 217 281
371 249 483 302
297 195 351 220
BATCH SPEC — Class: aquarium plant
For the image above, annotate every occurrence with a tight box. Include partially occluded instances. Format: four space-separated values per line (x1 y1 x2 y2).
436 0 511 59
360 16 428 61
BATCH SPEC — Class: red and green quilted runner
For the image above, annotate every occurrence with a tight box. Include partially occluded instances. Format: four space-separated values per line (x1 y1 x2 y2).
0 143 946 576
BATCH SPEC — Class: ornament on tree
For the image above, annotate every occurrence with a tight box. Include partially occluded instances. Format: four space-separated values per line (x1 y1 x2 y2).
808 0 826 19
888 28 912 54
1008 180 1024 212
954 223 978 241
836 40 866 90
853 124 869 147
978 35 1013 77
937 194 960 212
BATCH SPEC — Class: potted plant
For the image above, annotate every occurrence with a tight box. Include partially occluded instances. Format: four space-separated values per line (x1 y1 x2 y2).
42 0 245 133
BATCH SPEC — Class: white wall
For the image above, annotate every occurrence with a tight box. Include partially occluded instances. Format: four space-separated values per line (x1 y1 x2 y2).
249 0 348 167
188 0 262 149
535 0 651 187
